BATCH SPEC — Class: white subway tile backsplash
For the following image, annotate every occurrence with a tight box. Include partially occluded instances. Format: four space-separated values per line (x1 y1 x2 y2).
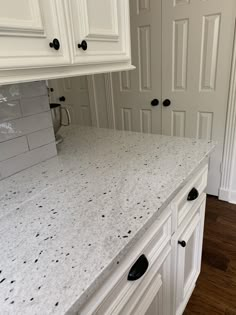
0 100 22 123
20 81 47 98
0 111 53 143
0 84 21 101
0 136 28 162
0 142 57 180
27 127 55 150
20 95 49 116
0 81 56 179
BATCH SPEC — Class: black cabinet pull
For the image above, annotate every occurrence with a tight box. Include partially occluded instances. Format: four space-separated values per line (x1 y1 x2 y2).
163 99 171 107
78 40 88 51
128 254 149 281
49 38 60 51
59 96 66 102
187 187 199 201
178 240 186 248
151 99 159 106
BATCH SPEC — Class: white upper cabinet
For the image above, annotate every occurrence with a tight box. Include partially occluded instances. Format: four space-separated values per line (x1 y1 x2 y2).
0 0 133 84
67 0 131 65
0 0 70 69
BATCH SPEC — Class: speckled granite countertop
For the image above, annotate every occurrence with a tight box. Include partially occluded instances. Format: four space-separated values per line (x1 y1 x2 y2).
0 125 214 315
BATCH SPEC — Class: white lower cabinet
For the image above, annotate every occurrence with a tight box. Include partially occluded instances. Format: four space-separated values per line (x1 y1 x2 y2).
81 164 208 315
172 194 206 315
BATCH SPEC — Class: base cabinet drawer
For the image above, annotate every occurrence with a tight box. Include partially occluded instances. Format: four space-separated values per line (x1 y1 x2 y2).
172 164 208 233
107 246 171 315
172 194 206 315
80 209 172 315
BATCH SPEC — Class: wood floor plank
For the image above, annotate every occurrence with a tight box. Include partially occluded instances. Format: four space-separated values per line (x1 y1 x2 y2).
184 196 236 315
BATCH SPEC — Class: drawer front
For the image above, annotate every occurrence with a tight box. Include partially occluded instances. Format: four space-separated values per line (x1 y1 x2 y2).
172 164 208 231
80 208 172 315
108 245 171 315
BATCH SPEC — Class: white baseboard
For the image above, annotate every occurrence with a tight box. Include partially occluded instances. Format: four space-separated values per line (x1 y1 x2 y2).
229 190 236 204
219 188 230 201
219 188 236 204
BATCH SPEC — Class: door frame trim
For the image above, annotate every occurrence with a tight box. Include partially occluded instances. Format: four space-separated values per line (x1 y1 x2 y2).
104 73 116 129
219 22 236 204
87 75 100 127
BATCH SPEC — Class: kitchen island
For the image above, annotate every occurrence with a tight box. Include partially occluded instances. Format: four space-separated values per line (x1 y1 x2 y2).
0 126 214 315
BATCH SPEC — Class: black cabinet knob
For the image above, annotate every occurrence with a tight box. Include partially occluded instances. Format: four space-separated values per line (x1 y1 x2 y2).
127 254 149 281
178 240 186 248
78 40 88 51
151 99 159 106
187 187 199 201
49 38 60 51
59 96 66 102
163 99 171 107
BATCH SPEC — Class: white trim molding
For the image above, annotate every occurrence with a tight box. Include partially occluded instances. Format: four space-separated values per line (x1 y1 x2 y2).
104 73 116 129
87 75 100 128
219 21 236 204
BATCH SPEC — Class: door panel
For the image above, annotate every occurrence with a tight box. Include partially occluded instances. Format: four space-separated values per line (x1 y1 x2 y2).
173 19 188 91
49 73 116 128
162 0 236 195
0 0 70 69
49 77 92 126
112 0 162 133
68 0 130 64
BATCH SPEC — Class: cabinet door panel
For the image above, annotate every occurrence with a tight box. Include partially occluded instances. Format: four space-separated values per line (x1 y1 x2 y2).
174 196 206 315
68 0 131 64
145 295 162 315
0 0 70 69
184 232 195 286
121 248 170 315
86 0 118 39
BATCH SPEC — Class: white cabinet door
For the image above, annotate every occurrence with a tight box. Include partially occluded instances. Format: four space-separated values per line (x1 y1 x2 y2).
67 0 131 65
0 0 70 69
173 197 206 315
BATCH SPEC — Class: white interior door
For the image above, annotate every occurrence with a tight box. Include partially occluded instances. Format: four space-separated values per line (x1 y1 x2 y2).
49 77 92 126
112 0 162 133
162 0 236 196
0 0 70 69
112 0 236 196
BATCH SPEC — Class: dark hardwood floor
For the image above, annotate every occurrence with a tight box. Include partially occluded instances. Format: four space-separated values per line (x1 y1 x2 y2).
184 196 236 315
